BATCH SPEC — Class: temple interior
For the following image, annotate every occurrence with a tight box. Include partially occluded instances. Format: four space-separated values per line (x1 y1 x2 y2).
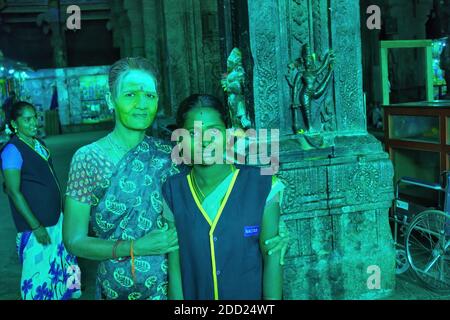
0 0 450 301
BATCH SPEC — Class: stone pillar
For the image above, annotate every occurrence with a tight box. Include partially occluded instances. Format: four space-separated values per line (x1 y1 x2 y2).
248 0 395 299
142 0 161 67
107 0 132 57
110 0 131 57
119 14 132 57
36 0 68 68
161 0 205 115
158 0 224 118
124 0 145 56
109 0 123 54
142 0 169 114
199 0 223 100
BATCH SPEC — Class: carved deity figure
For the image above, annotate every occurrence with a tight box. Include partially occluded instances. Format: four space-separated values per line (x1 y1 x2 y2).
286 44 335 134
221 48 252 129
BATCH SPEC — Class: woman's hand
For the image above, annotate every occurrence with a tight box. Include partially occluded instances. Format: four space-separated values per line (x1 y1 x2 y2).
33 226 51 245
263 220 290 265
135 228 179 256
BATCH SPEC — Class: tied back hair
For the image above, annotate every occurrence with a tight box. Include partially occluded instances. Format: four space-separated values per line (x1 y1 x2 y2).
176 94 230 128
2 101 35 194
6 101 35 137
108 57 159 97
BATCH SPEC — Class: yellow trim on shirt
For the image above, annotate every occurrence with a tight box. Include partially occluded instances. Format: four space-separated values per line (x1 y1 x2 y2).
186 169 240 300
187 174 213 226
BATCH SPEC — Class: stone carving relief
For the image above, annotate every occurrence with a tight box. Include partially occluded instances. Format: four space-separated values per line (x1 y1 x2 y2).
290 0 310 53
286 0 337 150
278 166 328 214
221 48 252 129
253 32 279 129
286 43 335 149
248 0 281 130
331 0 365 132
351 163 381 202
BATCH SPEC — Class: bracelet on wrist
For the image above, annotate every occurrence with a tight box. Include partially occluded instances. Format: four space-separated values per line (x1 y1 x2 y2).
112 239 129 262
130 240 136 281
31 224 42 231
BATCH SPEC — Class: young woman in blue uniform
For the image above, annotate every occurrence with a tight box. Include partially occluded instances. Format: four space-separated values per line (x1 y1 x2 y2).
163 94 284 300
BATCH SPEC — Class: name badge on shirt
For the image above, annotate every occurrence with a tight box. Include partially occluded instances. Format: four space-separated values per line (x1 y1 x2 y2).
244 225 260 237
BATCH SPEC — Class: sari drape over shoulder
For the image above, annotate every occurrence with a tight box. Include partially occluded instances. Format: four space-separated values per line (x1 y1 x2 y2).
67 136 178 300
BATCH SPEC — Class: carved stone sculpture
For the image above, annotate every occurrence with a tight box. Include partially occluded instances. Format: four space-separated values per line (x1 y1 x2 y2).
222 48 252 129
286 44 335 135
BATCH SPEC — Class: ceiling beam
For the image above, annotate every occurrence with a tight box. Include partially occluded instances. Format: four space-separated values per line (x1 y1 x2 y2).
3 13 110 23
1 2 110 14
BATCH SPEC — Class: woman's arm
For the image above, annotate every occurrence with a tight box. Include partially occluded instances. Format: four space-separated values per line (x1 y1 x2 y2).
63 196 179 261
3 169 42 230
167 220 184 300
263 219 289 265
259 200 283 300
63 197 131 260
262 178 290 265
3 169 51 244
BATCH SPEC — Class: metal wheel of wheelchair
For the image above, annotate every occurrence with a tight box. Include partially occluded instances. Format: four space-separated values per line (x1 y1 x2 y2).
406 210 450 292
396 249 410 274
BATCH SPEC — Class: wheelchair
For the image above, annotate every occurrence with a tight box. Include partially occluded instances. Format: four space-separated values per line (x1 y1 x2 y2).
392 172 450 293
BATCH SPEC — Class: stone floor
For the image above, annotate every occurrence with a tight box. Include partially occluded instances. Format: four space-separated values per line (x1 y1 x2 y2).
0 130 448 300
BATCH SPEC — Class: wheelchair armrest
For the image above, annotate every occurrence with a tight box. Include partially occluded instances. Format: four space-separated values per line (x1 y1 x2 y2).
397 176 443 191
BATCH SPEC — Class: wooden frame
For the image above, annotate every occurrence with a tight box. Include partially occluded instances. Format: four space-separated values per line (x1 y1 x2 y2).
380 40 434 105
383 103 450 182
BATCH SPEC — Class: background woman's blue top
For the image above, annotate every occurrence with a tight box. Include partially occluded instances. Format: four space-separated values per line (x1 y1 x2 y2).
0 136 61 232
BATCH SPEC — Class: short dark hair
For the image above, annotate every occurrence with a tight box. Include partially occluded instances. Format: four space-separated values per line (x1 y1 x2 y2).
176 94 230 128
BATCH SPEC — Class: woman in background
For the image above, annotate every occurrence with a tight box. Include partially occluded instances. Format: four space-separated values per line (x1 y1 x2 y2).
0 101 81 300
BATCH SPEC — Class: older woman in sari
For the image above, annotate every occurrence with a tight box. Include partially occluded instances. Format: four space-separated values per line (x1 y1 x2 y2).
63 57 288 300
63 57 180 300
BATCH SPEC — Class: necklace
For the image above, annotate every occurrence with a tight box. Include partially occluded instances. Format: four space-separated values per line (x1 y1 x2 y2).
17 134 50 159
107 132 133 158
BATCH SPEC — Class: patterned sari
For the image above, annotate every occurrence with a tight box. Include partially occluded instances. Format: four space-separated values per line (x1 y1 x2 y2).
87 136 178 300
16 214 82 300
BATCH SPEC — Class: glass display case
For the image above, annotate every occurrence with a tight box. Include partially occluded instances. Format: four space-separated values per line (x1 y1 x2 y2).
432 37 448 99
383 101 450 202
389 115 440 143
79 74 111 124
